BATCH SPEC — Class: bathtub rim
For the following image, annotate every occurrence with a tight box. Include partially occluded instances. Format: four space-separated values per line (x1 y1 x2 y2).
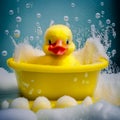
7 58 108 73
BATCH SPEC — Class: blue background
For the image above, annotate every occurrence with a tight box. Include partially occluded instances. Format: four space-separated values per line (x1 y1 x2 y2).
0 0 120 72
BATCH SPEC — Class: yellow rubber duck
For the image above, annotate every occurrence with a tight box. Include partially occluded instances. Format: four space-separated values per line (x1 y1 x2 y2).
30 24 80 66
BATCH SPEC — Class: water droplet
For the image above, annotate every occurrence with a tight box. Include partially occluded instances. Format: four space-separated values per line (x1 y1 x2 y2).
74 16 79 22
37 89 42 94
106 19 111 24
112 23 116 27
73 77 78 82
84 73 88 78
71 2 76 7
14 29 21 38
82 80 85 84
2 50 7 56
29 36 34 41
16 16 22 22
5 30 9 35
36 13 41 18
87 19 92 24
30 79 35 82
100 2 104 6
9 10 14 15
29 89 34 95
26 3 32 8
95 13 101 19
64 16 69 22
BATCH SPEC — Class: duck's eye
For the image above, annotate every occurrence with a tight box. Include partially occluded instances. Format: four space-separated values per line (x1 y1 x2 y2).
66 40 70 44
48 40 52 45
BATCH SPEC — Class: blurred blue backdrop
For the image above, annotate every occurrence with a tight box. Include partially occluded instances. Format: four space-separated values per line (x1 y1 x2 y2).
0 0 120 72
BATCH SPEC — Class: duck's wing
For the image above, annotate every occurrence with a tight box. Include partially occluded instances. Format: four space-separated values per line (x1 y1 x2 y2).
13 43 45 63
73 37 108 64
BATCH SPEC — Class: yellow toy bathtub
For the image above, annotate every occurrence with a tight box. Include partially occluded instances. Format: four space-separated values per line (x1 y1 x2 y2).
7 58 108 100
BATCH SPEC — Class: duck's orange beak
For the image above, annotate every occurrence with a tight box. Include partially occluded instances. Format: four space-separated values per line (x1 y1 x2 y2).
48 40 67 55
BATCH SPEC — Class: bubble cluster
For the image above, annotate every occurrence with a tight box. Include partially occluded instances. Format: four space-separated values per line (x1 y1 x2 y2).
2 50 8 56
64 16 69 22
9 10 14 15
16 16 22 22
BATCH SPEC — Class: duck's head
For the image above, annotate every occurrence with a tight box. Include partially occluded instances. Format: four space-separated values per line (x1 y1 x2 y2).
43 24 75 56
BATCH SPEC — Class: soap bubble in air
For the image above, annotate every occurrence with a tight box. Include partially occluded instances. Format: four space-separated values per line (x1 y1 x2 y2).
112 23 116 27
36 36 40 40
14 29 21 38
112 49 116 57
26 3 32 8
74 17 79 22
71 2 76 7
5 30 9 35
100 2 104 6
64 16 69 22
9 10 14 15
95 13 101 19
2 50 8 56
87 19 92 24
36 22 40 27
101 10 105 15
37 27 43 36
106 19 111 24
29 36 34 41
36 13 41 18
16 16 22 23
